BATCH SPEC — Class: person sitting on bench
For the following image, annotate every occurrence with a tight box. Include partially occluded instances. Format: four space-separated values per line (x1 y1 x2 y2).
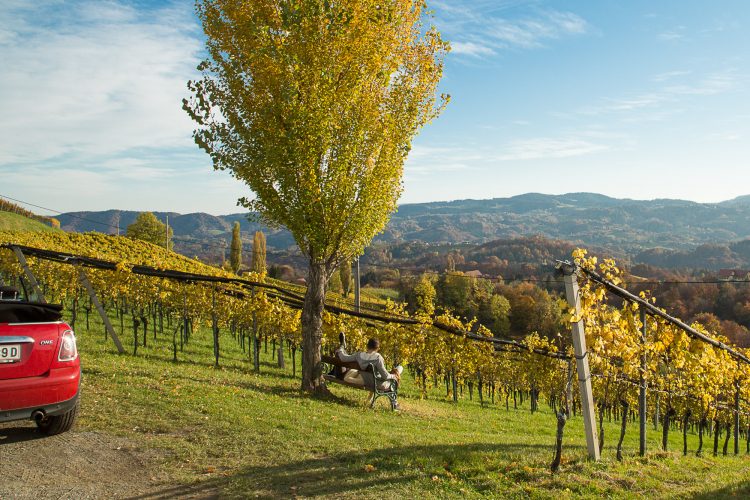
335 338 402 390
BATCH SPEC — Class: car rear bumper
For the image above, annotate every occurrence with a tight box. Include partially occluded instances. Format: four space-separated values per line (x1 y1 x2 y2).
0 389 79 423
0 365 81 422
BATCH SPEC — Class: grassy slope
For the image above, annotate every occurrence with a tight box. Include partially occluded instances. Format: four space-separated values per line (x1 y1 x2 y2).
0 211 59 232
69 309 750 499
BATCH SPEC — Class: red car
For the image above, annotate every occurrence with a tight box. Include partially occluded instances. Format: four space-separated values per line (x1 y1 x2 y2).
0 286 80 435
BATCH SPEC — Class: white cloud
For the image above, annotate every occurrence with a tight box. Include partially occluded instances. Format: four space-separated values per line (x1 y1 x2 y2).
405 134 610 179
0 1 202 165
496 137 608 161
451 41 496 57
578 70 741 116
489 11 587 49
435 4 589 59
652 70 692 82
405 145 483 178
658 31 684 41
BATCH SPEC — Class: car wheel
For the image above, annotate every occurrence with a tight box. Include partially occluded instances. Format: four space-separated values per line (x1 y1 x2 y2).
37 401 79 435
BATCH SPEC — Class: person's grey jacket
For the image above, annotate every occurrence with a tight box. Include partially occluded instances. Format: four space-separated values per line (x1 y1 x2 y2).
336 350 395 389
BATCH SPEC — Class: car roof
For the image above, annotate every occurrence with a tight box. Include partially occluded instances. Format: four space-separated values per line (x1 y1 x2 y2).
0 302 63 323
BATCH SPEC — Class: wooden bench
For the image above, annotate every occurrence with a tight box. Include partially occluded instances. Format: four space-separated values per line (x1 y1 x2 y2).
321 355 400 410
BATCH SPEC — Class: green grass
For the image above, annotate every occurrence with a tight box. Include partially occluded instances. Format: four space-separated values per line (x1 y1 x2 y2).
68 308 750 499
265 276 397 311
0 211 59 232
362 286 400 302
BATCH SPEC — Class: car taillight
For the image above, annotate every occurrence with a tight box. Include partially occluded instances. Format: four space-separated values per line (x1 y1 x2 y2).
58 330 78 362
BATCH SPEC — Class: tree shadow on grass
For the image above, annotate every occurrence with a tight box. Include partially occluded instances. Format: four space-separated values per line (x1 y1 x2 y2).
691 481 750 499
136 351 298 379
164 371 364 408
130 442 566 500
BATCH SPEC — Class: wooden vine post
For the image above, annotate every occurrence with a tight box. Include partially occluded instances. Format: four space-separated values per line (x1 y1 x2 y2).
560 263 601 461
77 266 125 354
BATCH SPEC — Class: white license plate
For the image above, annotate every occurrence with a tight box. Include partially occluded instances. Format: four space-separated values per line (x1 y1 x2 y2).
0 344 21 363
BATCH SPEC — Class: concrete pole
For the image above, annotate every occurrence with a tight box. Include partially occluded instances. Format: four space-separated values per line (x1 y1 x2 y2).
734 384 740 455
252 287 260 372
78 266 125 354
639 308 648 456
354 258 361 313
12 246 46 303
562 268 601 461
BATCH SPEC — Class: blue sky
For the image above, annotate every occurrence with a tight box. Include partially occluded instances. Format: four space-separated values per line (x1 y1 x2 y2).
1 0 749 215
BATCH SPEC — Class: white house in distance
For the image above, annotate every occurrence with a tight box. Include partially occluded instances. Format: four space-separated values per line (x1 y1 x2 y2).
718 269 750 281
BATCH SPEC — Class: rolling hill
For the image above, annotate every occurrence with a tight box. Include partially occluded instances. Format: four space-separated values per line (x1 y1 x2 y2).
0 211 60 233
57 193 750 258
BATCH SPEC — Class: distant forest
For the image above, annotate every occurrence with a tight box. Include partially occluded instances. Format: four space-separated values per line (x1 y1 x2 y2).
55 193 750 347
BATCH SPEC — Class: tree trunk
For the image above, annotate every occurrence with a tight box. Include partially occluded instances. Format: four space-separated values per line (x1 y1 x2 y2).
452 369 458 403
683 410 692 456
662 408 675 451
172 324 177 362
278 345 286 369
141 312 148 348
212 321 220 368
598 403 606 452
477 372 484 407
301 262 327 392
133 315 139 355
71 297 77 331
723 422 731 456
697 417 706 456
617 400 629 462
713 418 721 457
551 411 567 473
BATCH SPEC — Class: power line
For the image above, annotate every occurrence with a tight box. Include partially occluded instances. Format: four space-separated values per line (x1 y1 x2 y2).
0 194 283 256
362 260 750 287
571 262 750 366
8 194 750 287
3 243 566 361
361 260 564 284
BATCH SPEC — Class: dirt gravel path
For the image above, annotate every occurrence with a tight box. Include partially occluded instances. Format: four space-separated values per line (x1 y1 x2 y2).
0 422 166 499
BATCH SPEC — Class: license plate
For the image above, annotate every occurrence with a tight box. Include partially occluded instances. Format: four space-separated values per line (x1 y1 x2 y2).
0 344 21 363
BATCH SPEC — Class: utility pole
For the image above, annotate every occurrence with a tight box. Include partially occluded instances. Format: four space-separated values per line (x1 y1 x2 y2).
115 212 120 236
559 262 600 461
165 215 169 251
354 257 361 312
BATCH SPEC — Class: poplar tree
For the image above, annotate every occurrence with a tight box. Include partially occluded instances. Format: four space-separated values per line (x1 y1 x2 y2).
185 0 448 392
339 262 352 298
229 222 242 274
251 231 267 276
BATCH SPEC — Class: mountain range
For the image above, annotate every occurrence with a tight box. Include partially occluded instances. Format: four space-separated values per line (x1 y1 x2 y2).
56 193 750 270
